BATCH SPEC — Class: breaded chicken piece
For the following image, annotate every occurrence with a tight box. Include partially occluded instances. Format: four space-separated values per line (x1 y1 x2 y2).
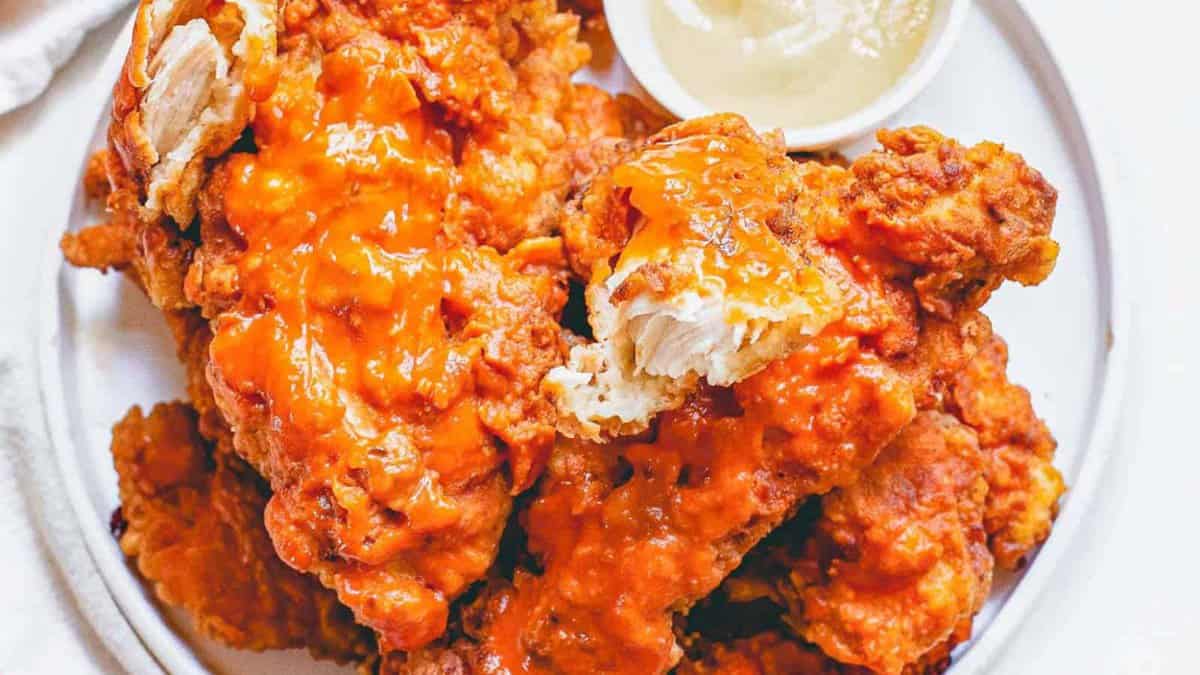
410 116 1057 675
111 402 373 660
546 118 842 440
949 336 1064 569
787 412 992 675
697 332 1060 675
67 0 637 656
194 13 588 651
550 120 1058 442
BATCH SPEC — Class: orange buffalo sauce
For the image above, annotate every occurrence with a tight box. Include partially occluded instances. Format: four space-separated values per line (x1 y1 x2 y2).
208 36 565 651
483 336 916 673
611 132 831 319
217 39 459 430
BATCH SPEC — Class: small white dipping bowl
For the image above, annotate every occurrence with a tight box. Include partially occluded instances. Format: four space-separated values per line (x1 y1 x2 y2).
604 0 972 150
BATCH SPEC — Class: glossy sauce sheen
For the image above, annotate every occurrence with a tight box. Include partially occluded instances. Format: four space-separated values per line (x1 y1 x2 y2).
650 0 934 127
484 338 914 673
612 133 831 317
209 36 567 650
480 128 918 674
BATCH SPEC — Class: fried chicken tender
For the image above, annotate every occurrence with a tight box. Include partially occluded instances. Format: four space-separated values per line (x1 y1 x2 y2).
787 412 992 675
545 120 842 440
409 115 1057 674
66 0 638 656
950 336 1065 569
697 332 1061 675
184 1 633 654
111 401 373 660
549 119 1057 441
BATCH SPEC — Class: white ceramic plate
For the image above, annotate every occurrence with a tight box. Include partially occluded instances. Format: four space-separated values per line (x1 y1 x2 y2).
38 1 1129 673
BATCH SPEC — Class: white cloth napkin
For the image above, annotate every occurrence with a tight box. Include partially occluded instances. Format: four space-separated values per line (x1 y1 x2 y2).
0 347 159 675
0 4 161 670
0 0 132 113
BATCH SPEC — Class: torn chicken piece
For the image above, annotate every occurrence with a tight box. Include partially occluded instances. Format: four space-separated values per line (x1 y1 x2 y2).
109 0 276 225
111 402 373 660
548 120 1059 443
545 116 842 440
949 336 1065 569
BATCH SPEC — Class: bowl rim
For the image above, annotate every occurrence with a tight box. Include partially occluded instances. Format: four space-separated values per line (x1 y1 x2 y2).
603 0 974 149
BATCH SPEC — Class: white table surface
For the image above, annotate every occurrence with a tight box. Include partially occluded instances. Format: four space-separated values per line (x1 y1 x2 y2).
1 2 1197 673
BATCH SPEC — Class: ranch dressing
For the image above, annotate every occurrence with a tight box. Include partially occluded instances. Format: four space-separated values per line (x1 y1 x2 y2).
649 0 934 127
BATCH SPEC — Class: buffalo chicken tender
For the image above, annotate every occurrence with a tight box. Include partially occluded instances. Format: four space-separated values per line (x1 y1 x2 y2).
111 402 373 660
546 117 842 440
418 116 1059 675
699 334 1061 675
788 412 993 675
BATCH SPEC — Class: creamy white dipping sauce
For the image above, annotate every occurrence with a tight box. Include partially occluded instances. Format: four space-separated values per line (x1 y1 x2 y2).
649 0 935 128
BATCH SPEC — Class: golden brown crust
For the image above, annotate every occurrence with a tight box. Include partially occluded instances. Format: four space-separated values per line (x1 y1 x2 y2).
840 127 1060 317
791 412 992 675
111 401 373 660
949 336 1065 569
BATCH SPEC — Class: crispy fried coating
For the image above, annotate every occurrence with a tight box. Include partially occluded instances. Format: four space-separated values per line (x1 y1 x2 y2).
835 127 1060 317
59 218 137 274
950 336 1064 569
789 412 992 675
412 115 1057 674
696 332 1060 675
61 147 198 310
111 402 373 660
66 0 637 656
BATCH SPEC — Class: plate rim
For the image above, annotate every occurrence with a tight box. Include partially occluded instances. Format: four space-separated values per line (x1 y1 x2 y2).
949 1 1131 670
36 12 213 675
34 2 1133 673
